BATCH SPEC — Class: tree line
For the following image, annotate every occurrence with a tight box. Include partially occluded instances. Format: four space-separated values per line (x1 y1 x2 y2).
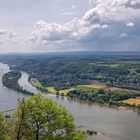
6 55 140 91
67 88 140 109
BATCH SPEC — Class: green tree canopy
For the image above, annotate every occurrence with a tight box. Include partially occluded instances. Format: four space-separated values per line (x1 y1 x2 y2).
0 113 9 140
13 94 85 140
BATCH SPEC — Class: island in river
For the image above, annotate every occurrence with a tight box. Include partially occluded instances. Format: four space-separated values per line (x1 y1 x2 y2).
0 52 140 140
0 63 140 140
1 52 140 109
2 70 34 95
2 69 140 111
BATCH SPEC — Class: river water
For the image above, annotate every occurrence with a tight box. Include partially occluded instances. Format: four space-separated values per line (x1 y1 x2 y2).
0 63 140 140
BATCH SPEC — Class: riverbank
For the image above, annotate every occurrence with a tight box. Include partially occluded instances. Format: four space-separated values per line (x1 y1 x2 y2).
29 77 140 112
1 63 140 140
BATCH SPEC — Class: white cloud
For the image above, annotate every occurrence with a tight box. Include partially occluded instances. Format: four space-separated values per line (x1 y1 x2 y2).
0 29 7 35
0 41 4 45
126 22 135 27
9 31 17 38
0 29 19 46
130 0 140 6
0 29 17 38
29 0 140 51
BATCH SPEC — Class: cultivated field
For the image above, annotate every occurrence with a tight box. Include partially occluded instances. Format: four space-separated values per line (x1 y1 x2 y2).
121 99 140 106
85 83 107 89
85 83 140 94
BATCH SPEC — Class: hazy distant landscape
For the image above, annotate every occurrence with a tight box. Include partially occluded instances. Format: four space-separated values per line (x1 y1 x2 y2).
0 0 140 139
1 52 140 109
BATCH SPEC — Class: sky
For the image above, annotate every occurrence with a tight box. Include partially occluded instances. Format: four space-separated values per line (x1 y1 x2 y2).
0 0 140 53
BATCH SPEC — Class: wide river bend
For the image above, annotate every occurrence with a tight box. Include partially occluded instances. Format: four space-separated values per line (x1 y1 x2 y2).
0 63 140 140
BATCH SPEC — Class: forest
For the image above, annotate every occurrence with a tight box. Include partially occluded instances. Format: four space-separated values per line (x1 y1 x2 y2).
2 71 22 90
67 87 140 109
2 71 34 95
0 52 139 91
0 52 140 108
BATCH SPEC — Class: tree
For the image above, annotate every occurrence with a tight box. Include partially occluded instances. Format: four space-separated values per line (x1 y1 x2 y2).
98 89 105 95
0 113 9 140
138 105 140 111
14 98 26 140
56 91 59 96
13 94 85 140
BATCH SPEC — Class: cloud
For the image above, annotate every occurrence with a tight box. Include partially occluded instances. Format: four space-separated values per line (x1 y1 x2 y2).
126 22 135 27
0 41 4 45
0 29 19 46
0 29 17 38
30 0 140 51
120 33 128 38
9 31 17 38
0 29 7 35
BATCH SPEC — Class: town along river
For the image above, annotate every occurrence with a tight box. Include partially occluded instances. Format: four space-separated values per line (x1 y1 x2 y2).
0 63 140 140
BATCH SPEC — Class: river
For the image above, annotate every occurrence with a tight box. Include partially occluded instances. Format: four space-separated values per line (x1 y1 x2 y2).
0 63 140 140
